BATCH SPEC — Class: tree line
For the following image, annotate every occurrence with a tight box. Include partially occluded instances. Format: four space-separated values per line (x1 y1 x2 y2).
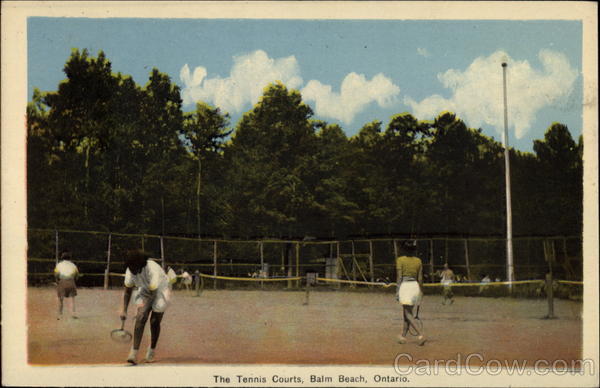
27 49 583 240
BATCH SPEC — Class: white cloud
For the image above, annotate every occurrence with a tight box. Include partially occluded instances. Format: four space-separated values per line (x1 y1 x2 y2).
180 50 400 124
417 47 430 57
180 50 303 114
404 49 578 139
301 73 400 124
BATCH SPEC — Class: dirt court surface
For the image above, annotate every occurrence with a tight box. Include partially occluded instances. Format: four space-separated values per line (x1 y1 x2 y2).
28 287 582 366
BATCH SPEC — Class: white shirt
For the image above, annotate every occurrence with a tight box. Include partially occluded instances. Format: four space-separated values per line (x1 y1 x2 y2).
124 259 168 292
54 260 78 279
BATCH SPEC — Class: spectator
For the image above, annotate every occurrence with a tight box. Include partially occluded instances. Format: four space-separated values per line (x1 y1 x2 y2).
54 251 79 320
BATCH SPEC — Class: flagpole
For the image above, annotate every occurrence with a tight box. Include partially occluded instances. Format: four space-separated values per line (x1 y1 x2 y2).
502 62 515 289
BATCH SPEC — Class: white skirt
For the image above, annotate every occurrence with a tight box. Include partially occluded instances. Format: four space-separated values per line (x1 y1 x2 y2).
398 281 422 306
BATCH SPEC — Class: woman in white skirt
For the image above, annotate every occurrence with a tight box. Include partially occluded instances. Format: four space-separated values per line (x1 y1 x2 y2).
395 240 425 345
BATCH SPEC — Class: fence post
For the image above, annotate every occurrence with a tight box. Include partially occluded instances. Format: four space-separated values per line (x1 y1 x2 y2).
104 233 112 290
213 240 218 290
351 240 356 286
55 229 59 264
561 237 574 280
393 239 398 259
464 239 472 281
429 239 435 280
336 242 341 288
141 235 145 251
160 236 165 269
444 238 449 265
368 240 374 283
295 242 300 288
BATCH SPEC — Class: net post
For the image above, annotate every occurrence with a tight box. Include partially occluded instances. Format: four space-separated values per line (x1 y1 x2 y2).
260 242 264 290
543 239 555 319
303 274 310 306
104 233 112 290
196 273 204 296
546 270 555 319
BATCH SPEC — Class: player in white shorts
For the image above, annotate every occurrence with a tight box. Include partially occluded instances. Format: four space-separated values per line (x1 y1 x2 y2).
54 251 79 320
120 250 171 364
180 269 193 292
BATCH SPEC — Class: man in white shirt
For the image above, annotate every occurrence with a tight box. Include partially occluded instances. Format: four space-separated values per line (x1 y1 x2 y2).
440 263 455 305
120 250 171 364
54 251 79 319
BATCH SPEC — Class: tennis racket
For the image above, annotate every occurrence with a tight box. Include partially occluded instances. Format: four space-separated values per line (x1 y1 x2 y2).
408 304 423 336
110 317 132 343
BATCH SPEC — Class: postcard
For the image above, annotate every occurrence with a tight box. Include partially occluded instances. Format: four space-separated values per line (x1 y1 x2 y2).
2 1 598 387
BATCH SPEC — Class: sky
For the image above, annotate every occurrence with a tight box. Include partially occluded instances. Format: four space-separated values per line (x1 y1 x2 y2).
28 18 583 152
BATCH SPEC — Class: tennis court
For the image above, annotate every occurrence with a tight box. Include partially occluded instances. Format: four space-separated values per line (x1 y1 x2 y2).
28 286 582 366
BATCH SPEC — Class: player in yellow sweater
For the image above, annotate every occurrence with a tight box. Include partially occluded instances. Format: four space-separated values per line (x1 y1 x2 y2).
395 240 426 345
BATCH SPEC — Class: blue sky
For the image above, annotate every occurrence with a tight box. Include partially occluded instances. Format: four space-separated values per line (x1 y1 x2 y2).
28 18 582 151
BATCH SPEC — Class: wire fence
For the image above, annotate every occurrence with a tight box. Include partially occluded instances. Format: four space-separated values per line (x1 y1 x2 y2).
28 228 583 294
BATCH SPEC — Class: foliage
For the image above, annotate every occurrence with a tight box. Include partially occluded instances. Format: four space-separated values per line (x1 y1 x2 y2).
27 50 583 243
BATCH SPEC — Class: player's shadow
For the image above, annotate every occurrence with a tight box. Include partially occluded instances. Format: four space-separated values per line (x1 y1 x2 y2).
158 356 226 364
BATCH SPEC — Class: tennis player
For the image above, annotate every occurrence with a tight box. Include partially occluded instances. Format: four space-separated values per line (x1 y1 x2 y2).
396 240 426 345
54 251 79 320
180 269 192 292
120 250 171 364
440 263 455 305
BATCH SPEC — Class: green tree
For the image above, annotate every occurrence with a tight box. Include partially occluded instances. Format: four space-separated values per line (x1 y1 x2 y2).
181 102 231 237
32 49 121 228
425 112 504 235
311 122 358 237
346 120 386 234
223 82 317 238
380 113 432 234
532 123 582 235
137 69 186 234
